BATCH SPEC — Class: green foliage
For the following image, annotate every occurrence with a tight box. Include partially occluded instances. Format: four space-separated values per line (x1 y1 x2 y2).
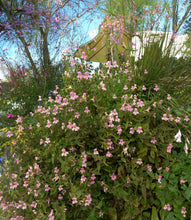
0 58 190 219
0 62 66 118
134 34 191 106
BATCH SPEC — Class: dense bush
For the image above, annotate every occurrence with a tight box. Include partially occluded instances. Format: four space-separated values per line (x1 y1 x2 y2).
0 62 67 118
0 58 190 220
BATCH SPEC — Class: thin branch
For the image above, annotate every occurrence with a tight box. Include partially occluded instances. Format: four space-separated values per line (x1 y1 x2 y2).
167 1 191 51
172 0 178 31
175 2 191 33
62 8 90 32
52 0 69 16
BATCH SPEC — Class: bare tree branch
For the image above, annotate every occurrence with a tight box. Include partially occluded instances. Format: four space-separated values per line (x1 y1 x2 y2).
175 2 191 33
62 8 90 32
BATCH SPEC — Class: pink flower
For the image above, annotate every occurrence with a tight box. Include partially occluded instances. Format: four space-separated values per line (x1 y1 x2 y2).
151 137 157 144
158 175 162 183
31 201 37 208
45 185 50 191
119 139 125 146
70 92 78 100
34 190 38 197
181 206 187 217
163 204 171 211
58 194 63 200
167 94 171 100
136 127 143 134
67 122 73 129
72 197 78 204
167 143 173 153
61 123 65 129
99 212 103 217
113 94 117 99
136 158 142 165
16 115 23 124
104 186 108 192
85 194 92 206
131 84 137 90
53 117 59 124
72 123 80 131
133 108 139 115
48 209 55 220
40 139 44 145
81 51 87 60
77 71 83 79
80 175 87 184
180 180 186 185
146 164 152 172
84 107 90 114
106 151 112 157
46 120 52 128
162 114 168 121
153 102 157 108
169 114 174 121
45 138 50 144
184 116 190 122
117 125 122 135
111 173 117 180
54 167 59 173
7 131 13 138
61 148 69 156
106 61 112 68
36 180 41 188
94 148 99 155
137 99 145 107
175 117 181 123
154 85 159 91
100 81 107 90
129 127 135 134
70 59 75 66
144 69 148 74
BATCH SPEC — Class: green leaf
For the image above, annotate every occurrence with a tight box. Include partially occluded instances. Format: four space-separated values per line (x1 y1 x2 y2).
151 206 159 220
185 187 191 200
141 183 147 200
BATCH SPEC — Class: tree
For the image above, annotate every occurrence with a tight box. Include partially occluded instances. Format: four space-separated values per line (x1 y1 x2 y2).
167 0 191 49
0 0 100 85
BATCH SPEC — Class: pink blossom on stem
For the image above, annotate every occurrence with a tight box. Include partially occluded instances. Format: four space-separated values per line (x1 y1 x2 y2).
72 197 78 204
163 204 171 211
136 127 143 134
167 143 173 153
61 148 69 156
84 107 90 114
136 158 142 165
111 173 117 180
154 85 159 91
184 116 190 122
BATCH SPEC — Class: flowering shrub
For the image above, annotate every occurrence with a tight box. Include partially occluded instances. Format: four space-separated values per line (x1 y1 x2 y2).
0 59 190 219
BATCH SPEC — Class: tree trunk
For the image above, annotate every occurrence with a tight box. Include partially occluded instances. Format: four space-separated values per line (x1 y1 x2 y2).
42 31 51 77
19 36 39 81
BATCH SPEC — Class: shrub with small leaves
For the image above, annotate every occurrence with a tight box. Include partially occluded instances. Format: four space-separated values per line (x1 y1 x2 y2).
0 59 190 219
